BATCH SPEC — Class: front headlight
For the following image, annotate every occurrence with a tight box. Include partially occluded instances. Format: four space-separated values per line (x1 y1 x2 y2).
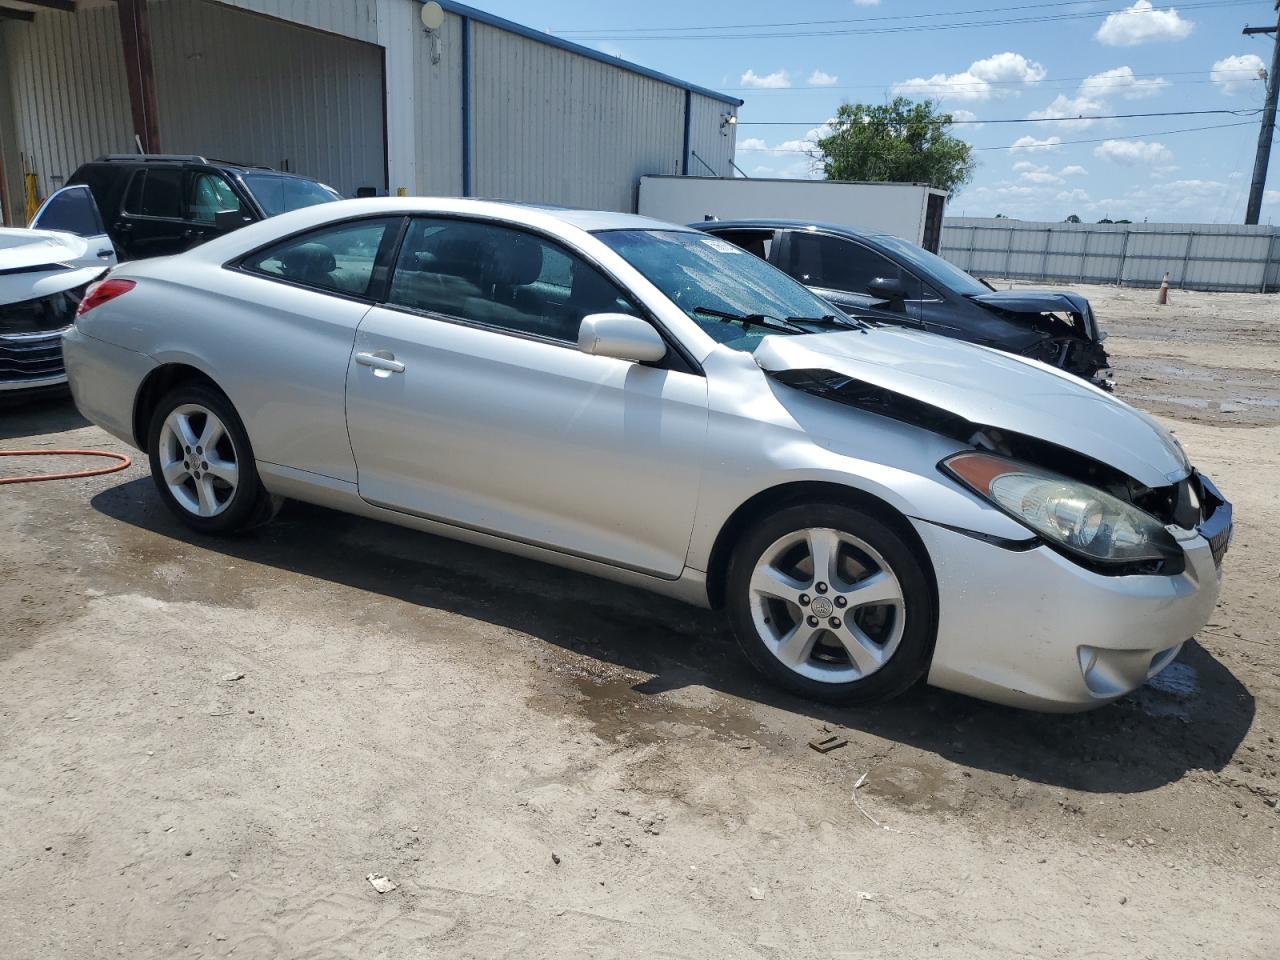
942 451 1182 570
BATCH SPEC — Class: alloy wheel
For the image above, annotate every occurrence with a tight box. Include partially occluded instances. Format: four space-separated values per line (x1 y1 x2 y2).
747 526 906 683
157 403 239 518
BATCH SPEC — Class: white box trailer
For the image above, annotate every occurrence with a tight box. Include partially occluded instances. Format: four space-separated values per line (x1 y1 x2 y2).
638 175 949 252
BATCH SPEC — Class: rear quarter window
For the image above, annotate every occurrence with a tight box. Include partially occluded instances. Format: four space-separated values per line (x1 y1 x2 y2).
240 218 397 298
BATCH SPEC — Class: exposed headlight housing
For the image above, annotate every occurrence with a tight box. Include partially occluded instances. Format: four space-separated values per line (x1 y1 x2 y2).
942 451 1184 574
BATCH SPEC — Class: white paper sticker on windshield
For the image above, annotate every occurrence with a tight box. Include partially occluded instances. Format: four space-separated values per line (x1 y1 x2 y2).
700 236 742 254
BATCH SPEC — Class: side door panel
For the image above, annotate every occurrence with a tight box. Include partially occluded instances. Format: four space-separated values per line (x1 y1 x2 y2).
347 310 708 578
114 168 192 259
344 217 709 578
776 230 925 328
28 185 116 267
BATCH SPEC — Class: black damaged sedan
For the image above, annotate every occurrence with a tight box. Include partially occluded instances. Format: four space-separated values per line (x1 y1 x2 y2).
694 219 1112 387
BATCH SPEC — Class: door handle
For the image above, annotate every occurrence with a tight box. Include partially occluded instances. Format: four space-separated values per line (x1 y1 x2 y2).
355 351 406 374
115 222 132 232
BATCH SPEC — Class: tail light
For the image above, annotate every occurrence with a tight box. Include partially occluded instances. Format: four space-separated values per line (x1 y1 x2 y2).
76 278 135 319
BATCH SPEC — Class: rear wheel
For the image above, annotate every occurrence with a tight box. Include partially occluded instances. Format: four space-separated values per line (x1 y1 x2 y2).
146 382 279 534
725 503 935 705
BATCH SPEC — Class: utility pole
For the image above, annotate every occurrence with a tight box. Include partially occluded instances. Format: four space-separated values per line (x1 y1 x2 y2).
1243 2 1280 225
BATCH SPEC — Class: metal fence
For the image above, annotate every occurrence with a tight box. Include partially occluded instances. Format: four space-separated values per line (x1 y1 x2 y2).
941 217 1280 293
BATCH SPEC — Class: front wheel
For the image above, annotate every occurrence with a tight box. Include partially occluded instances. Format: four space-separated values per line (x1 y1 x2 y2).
146 382 280 535
725 503 936 706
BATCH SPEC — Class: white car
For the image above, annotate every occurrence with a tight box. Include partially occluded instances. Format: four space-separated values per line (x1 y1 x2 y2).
63 198 1232 711
1 185 116 398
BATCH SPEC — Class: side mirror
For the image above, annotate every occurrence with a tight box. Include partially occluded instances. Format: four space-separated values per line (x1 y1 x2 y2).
213 210 252 232
578 313 667 363
867 276 907 302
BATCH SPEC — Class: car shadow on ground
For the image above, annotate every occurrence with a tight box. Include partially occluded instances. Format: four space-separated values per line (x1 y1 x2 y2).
91 479 1253 794
0 396 89 441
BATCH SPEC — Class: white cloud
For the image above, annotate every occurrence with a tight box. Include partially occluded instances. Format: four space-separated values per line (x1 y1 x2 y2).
1211 54 1266 95
740 120 837 159
1011 161 1061 184
740 69 791 89
1028 94 1108 129
807 69 838 87
892 52 1046 103
1164 179 1226 194
1010 135 1062 153
1096 1 1193 47
1027 66 1168 129
1059 165 1088 177
1093 139 1173 165
853 0 880 5
1057 188 1091 204
949 108 982 129
1080 66 1168 100
1263 189 1280 206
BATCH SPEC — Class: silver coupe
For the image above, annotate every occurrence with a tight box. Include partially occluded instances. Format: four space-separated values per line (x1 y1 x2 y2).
63 198 1232 711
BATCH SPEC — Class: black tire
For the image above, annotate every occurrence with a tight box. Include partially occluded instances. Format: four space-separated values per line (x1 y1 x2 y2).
725 502 936 706
146 381 280 535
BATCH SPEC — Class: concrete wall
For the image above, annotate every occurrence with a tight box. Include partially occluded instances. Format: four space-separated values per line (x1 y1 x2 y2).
942 218 1280 294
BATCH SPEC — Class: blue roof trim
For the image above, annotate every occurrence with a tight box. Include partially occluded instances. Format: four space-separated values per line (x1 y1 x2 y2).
433 1 743 107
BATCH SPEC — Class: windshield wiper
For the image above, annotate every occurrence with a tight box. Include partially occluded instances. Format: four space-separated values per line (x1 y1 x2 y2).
692 306 807 334
785 313 870 332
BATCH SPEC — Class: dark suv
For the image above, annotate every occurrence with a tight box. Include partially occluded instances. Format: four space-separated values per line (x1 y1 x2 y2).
67 155 342 260
695 219 1111 386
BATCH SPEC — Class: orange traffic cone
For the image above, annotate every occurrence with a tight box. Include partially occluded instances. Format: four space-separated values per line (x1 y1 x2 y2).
1157 272 1169 305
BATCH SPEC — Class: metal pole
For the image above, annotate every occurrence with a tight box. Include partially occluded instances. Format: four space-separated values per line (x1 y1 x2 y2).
1244 7 1280 225
1004 227 1014 279
1181 231 1195 288
1116 228 1130 286
1079 229 1090 282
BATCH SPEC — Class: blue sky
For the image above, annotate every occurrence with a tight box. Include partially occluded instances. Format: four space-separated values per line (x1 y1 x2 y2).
478 0 1280 224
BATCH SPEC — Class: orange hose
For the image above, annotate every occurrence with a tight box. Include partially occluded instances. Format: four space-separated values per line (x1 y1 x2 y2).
0 448 132 485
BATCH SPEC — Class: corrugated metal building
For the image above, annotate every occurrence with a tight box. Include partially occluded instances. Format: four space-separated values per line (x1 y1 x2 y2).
0 0 741 224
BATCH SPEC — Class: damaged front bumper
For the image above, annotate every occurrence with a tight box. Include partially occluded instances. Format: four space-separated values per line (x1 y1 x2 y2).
913 476 1231 712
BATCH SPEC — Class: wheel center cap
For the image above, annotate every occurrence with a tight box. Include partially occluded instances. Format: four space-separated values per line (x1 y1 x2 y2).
810 596 834 618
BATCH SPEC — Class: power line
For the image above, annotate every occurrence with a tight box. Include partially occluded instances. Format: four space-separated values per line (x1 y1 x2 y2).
720 73 1265 94
558 0 1122 34
737 109 1262 126
557 0 1237 36
735 119 1260 154
559 0 1251 41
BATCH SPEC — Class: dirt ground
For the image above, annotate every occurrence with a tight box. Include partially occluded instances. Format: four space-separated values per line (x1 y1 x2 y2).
2 283 1278 959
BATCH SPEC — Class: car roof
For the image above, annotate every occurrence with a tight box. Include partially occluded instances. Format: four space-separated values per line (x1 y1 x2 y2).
86 155 320 180
169 197 698 265
515 203 693 233
695 218 892 241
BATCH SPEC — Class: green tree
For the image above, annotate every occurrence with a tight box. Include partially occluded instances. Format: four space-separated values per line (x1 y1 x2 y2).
813 97 976 196
1065 214 1082 223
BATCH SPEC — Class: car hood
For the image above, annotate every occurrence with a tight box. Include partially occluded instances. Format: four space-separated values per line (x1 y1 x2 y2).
0 228 106 306
969 289 1091 316
754 327 1188 488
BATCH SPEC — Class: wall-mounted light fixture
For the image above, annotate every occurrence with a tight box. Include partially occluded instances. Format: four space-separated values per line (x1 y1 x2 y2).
421 1 444 64
720 113 737 136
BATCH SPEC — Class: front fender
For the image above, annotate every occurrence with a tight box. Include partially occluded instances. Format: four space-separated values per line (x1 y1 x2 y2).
686 360 1032 572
